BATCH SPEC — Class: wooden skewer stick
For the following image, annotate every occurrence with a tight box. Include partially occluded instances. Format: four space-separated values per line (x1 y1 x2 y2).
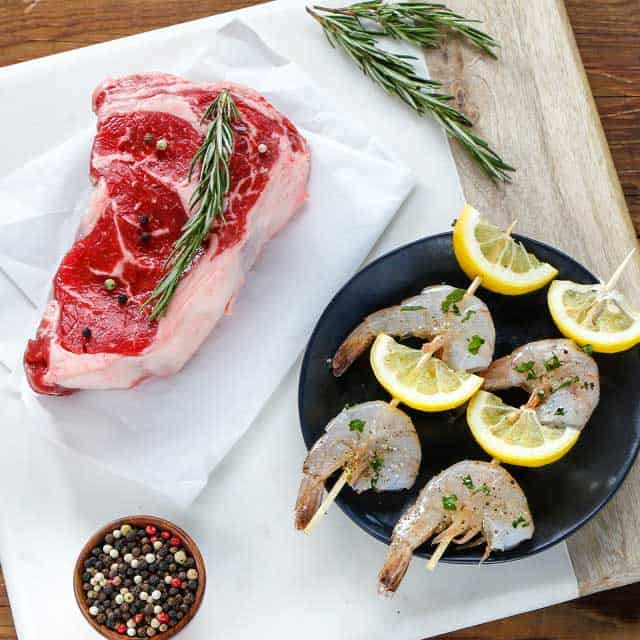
427 529 458 571
604 248 636 292
417 334 446 369
389 397 400 408
304 468 351 535
465 275 483 298
505 218 518 236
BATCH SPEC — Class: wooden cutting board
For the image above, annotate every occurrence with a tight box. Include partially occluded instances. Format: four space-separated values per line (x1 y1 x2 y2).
425 0 640 597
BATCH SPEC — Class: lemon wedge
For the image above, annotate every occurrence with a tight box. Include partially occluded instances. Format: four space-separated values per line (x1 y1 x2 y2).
370 334 483 412
467 390 580 467
453 204 558 295
548 280 640 353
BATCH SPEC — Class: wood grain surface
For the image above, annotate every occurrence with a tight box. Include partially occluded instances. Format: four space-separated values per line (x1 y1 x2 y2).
0 0 639 638
425 0 640 601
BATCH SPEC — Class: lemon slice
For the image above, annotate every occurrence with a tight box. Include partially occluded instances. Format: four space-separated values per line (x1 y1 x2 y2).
467 390 580 466
548 280 640 353
370 334 483 412
453 204 558 295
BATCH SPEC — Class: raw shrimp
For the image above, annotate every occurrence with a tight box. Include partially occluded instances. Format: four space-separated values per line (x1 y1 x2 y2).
482 339 600 431
378 461 533 593
332 284 495 376
295 401 421 530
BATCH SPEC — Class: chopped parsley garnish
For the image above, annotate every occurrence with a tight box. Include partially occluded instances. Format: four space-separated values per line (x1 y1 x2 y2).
537 390 546 400
451 218 457 227
349 419 365 433
441 288 465 315
461 309 476 323
555 408 566 416
442 494 458 511
370 453 384 488
401 305 425 312
554 376 580 392
462 475 490 496
514 360 537 380
580 344 594 355
544 353 561 371
512 515 529 528
468 334 485 355
478 483 491 496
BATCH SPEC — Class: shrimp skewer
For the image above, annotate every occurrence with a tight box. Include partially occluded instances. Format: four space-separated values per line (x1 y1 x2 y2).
295 401 421 532
333 284 496 376
378 460 534 594
482 338 600 431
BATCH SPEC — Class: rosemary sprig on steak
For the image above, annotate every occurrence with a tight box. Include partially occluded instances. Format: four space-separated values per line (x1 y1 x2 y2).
146 90 240 320
307 6 513 182
313 2 499 57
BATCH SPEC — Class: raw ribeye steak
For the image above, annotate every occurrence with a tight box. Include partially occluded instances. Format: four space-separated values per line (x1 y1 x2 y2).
24 73 311 395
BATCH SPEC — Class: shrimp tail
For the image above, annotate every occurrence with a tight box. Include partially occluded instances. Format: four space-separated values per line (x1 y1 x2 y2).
378 540 413 595
479 354 515 390
332 327 374 377
295 475 325 530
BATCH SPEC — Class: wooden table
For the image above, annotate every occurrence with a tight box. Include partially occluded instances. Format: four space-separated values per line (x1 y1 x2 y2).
1 1 639 638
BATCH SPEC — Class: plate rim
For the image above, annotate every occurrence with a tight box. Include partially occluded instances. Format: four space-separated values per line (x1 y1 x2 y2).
298 231 640 563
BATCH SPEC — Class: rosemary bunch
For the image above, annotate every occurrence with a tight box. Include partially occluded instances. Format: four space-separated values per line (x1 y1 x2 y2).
308 7 513 181
145 90 240 320
315 2 499 57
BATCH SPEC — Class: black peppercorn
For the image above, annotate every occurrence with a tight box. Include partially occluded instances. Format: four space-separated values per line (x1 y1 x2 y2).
82 327 92 339
139 215 150 226
140 232 151 244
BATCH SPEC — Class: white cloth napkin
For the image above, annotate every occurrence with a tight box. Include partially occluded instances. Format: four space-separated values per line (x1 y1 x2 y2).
0 4 580 640
0 20 414 506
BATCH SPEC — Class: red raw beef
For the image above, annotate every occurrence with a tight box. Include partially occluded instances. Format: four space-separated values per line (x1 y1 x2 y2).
24 73 310 394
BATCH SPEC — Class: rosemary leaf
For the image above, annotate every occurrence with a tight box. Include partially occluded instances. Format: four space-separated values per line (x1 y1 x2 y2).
320 1 499 58
145 90 240 320
308 7 514 182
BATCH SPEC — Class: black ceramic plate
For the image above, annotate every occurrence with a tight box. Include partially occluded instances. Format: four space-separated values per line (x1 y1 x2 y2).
299 232 640 563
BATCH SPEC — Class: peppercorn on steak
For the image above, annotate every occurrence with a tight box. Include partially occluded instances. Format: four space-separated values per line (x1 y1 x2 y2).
24 72 311 394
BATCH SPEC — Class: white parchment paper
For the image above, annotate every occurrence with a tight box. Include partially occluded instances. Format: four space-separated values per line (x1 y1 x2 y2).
0 20 415 505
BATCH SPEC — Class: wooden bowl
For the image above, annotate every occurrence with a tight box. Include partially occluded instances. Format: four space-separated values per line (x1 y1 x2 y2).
74 516 206 639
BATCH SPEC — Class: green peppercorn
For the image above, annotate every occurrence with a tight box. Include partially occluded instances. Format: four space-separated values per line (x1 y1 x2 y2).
156 138 168 151
104 278 117 291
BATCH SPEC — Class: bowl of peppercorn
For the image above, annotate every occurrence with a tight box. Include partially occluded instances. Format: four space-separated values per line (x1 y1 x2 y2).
74 516 206 639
